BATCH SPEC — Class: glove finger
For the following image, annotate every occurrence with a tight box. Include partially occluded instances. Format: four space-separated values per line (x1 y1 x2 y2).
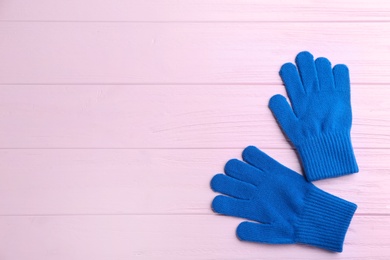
279 62 305 110
224 159 263 186
315 57 335 91
269 94 297 135
333 64 350 92
295 51 319 93
210 174 256 200
237 222 294 244
212 195 258 221
242 146 289 174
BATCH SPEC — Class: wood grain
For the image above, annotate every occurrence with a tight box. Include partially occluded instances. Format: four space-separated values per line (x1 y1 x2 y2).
0 85 388 148
0 23 390 84
0 0 389 21
0 215 388 260
0 149 388 215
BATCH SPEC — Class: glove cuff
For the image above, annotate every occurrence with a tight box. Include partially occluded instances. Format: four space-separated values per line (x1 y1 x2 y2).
296 132 359 181
295 186 357 252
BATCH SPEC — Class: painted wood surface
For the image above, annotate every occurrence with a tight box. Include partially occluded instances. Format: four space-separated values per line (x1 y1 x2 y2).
0 23 390 84
0 0 389 21
0 216 389 260
0 85 388 148
0 149 388 215
0 1 389 259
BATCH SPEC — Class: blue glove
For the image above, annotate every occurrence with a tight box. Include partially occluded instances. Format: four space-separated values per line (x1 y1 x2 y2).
269 51 358 181
211 146 357 252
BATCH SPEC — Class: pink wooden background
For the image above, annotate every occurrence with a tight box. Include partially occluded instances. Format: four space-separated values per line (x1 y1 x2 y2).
0 1 390 259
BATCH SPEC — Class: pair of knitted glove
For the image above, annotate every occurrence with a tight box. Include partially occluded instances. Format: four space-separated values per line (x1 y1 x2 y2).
210 51 358 252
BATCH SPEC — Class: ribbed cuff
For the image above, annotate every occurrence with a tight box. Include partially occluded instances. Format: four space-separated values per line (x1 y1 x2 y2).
296 132 359 181
295 186 357 252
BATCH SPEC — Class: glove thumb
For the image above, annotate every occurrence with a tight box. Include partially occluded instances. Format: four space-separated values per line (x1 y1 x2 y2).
237 221 294 244
269 94 297 136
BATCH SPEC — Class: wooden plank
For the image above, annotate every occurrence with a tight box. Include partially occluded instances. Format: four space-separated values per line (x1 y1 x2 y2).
0 23 390 84
0 85 388 148
0 0 390 22
0 215 388 259
0 148 388 215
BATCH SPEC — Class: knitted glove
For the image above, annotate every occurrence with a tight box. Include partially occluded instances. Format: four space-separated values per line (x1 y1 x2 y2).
211 146 357 252
269 51 358 181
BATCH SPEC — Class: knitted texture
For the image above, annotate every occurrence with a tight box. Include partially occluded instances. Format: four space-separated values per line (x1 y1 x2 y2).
269 51 358 181
211 146 357 252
